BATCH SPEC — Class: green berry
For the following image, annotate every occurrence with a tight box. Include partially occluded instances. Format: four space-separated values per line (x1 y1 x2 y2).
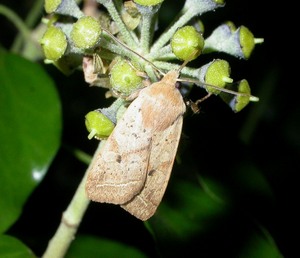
239 26 255 59
85 110 115 139
203 23 260 60
110 60 143 96
225 21 236 32
40 26 67 61
234 79 251 112
171 26 204 61
44 0 61 13
134 0 164 6
44 0 83 18
213 0 225 4
204 59 231 94
71 16 101 49
219 79 252 112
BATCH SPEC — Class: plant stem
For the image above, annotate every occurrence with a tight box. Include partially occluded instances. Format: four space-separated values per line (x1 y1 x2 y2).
42 141 104 258
140 13 154 53
104 1 138 49
10 0 44 53
146 45 172 60
152 60 197 78
0 4 32 49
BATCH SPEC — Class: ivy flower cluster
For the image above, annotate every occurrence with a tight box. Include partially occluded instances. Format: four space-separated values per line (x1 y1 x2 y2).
40 0 263 139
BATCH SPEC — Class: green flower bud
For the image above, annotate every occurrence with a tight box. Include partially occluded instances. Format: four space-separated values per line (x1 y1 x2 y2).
171 26 204 61
85 110 115 139
238 26 263 59
71 16 102 49
110 60 143 96
44 0 61 13
234 79 252 112
225 21 236 32
134 0 164 6
220 79 253 112
213 0 225 4
40 26 67 61
204 23 263 59
239 26 255 59
44 0 83 19
198 59 232 94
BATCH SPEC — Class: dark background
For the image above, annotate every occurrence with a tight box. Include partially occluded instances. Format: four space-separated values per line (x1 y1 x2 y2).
1 0 296 257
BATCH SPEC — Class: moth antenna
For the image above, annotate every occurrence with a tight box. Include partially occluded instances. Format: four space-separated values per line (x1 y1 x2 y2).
179 77 259 101
177 59 190 73
177 49 200 73
101 28 164 76
101 29 259 102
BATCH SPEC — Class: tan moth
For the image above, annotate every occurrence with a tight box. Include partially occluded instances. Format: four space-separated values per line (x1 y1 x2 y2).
85 28 258 221
86 68 185 221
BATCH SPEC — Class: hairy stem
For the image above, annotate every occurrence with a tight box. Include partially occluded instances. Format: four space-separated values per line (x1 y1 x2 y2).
140 13 154 53
103 1 138 49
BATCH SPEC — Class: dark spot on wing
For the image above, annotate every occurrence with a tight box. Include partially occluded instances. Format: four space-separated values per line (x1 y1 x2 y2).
148 169 155 176
116 155 122 163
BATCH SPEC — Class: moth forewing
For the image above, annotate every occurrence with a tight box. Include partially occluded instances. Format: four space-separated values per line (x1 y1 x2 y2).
86 96 153 205
121 116 184 220
86 70 186 220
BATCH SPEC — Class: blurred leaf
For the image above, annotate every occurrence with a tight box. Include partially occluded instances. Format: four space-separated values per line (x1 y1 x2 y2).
66 235 147 258
233 162 273 198
0 50 62 233
239 229 284 258
147 179 229 256
0 235 35 258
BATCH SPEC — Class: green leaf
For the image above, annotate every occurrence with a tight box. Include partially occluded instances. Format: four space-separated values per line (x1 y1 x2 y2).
239 230 284 258
66 235 147 258
0 50 62 233
0 235 35 258
147 178 229 255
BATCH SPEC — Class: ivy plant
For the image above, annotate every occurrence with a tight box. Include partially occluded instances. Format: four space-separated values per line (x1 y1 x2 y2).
0 0 284 257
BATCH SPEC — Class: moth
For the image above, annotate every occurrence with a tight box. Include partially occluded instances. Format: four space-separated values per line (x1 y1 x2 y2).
86 69 185 221
84 29 258 221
